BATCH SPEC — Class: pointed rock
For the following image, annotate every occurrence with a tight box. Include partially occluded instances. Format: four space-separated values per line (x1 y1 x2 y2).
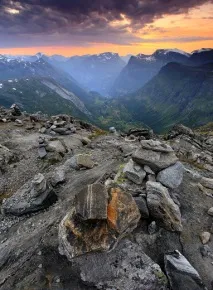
146 181 182 232
165 250 207 290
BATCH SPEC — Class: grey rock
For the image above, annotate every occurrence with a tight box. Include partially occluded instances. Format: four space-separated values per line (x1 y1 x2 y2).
109 127 116 133
64 154 95 170
46 140 66 155
132 141 178 172
15 119 23 125
140 140 174 153
51 166 66 187
208 207 213 216
144 165 155 174
81 137 91 145
164 250 207 290
200 177 213 189
210 224 213 234
0 144 15 171
53 128 69 135
148 174 156 182
134 197 149 218
38 146 47 159
148 221 158 235
123 159 146 185
75 184 108 220
157 162 184 189
39 127 46 134
200 232 211 244
146 181 182 232
73 240 168 290
200 245 212 258
1 173 57 216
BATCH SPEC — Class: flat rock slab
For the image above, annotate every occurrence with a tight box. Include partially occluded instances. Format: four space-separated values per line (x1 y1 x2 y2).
73 240 168 290
140 140 174 153
132 145 178 172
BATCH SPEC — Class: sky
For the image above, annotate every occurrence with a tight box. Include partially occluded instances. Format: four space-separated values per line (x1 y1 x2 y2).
0 0 212 56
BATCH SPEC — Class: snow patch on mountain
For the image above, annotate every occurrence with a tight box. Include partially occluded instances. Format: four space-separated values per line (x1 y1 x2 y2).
192 48 212 54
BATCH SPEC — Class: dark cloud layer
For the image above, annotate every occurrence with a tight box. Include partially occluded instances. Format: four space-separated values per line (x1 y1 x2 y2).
0 0 212 47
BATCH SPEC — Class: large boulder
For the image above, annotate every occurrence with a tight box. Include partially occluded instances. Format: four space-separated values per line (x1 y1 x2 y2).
1 173 57 216
132 140 178 172
157 162 185 189
146 181 182 232
123 159 146 185
73 240 168 290
59 186 140 259
164 250 207 290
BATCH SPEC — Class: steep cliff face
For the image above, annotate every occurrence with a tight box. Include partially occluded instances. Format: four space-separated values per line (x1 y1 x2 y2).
0 107 213 290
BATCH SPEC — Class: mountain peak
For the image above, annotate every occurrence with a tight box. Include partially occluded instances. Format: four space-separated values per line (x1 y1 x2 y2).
191 48 212 54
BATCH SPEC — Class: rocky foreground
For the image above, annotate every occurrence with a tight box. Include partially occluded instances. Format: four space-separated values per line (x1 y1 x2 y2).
0 106 213 290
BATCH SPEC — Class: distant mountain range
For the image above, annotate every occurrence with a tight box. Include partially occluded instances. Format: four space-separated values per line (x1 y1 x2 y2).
112 62 213 132
0 48 212 132
111 48 213 96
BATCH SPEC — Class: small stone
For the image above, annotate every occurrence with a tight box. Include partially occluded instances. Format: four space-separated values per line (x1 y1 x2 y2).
38 264 42 269
81 137 91 145
200 177 213 189
144 165 154 174
123 159 146 185
49 130 57 136
134 197 149 218
52 128 68 135
38 147 47 159
200 232 211 244
56 278 61 283
210 224 213 234
200 245 212 257
147 174 156 182
208 207 213 216
50 125 57 130
148 221 157 235
15 119 23 125
39 127 46 134
109 127 116 133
